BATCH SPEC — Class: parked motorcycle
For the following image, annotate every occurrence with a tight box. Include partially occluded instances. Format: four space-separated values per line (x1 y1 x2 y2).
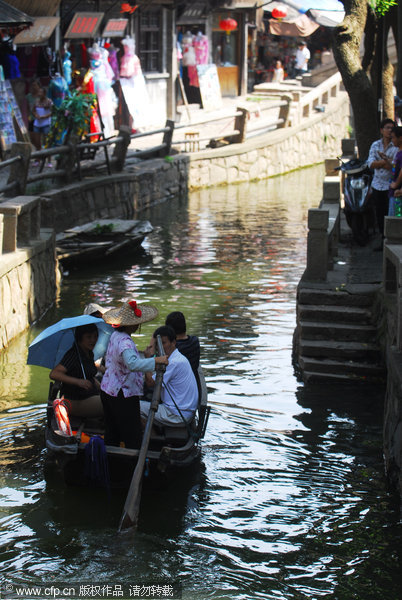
336 158 373 246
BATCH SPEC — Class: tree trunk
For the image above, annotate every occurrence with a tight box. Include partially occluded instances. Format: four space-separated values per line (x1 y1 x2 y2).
332 0 378 158
397 1 402 97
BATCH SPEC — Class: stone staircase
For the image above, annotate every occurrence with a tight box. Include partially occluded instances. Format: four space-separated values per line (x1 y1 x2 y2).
295 286 385 384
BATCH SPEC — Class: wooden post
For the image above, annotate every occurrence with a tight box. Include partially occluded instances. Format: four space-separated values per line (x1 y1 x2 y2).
160 120 175 157
113 125 131 171
232 107 248 144
7 142 31 196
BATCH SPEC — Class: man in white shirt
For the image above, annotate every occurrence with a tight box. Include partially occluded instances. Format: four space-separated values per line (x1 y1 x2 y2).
294 41 310 77
142 325 198 426
367 118 397 239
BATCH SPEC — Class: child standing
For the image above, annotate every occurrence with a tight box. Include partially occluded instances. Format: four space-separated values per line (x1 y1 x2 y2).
32 86 53 166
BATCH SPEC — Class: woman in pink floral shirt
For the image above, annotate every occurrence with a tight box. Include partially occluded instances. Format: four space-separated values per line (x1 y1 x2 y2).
101 301 168 449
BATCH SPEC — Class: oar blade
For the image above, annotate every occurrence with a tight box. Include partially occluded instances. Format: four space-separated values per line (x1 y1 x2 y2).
118 335 165 532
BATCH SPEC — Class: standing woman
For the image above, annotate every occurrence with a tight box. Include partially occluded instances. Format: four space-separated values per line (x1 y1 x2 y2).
101 301 168 449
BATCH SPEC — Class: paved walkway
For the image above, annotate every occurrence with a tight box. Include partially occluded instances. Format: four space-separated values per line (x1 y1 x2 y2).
322 215 383 290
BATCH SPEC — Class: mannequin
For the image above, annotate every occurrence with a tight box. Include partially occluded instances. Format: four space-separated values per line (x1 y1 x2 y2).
107 44 120 81
119 36 151 130
77 68 101 139
62 50 72 86
194 31 209 65
47 71 69 108
88 43 117 137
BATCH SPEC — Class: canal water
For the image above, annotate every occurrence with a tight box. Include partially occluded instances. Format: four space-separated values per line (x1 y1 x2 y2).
0 166 401 600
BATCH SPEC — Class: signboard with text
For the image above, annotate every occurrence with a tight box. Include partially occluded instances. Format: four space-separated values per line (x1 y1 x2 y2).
64 12 104 39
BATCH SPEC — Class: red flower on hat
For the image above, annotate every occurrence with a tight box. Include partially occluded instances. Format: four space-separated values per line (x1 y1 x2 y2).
129 300 142 317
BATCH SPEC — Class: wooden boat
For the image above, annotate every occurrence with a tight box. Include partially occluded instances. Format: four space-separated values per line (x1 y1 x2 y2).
56 219 153 268
45 368 210 488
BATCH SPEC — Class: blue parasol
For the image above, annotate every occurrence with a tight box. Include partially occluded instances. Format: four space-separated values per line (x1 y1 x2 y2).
262 0 345 27
27 315 113 369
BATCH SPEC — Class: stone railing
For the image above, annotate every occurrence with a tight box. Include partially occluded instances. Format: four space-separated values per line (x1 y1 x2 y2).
254 71 344 127
382 217 402 503
0 195 41 252
296 72 343 123
302 161 341 282
383 217 402 349
0 194 57 350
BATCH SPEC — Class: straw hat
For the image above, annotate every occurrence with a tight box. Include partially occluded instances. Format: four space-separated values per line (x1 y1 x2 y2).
102 300 158 327
83 303 106 316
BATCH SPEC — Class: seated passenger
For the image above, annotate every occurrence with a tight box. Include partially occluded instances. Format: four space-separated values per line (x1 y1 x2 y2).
165 311 200 375
142 325 198 426
83 302 107 375
49 323 103 418
100 301 168 449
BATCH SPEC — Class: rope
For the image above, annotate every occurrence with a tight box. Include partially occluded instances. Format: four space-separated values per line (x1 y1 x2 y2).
162 382 198 441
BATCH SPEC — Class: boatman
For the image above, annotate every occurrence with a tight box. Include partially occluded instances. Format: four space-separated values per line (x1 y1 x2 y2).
142 325 198 426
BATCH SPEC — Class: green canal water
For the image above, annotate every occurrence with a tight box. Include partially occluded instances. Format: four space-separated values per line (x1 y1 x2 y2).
0 166 401 599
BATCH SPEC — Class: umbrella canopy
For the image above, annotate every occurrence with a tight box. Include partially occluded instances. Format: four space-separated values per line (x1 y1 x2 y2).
27 315 113 370
269 13 319 37
0 0 32 27
263 0 345 27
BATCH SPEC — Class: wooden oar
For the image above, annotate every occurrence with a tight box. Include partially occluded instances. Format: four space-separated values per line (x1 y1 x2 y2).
118 335 165 532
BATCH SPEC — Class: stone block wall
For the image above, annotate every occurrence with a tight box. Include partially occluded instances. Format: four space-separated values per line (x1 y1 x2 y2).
40 158 189 232
187 92 350 190
0 231 58 350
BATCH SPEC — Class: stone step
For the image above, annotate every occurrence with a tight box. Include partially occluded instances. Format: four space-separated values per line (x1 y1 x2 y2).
298 304 372 324
299 320 377 342
298 288 374 308
299 339 382 361
302 370 382 384
298 355 385 379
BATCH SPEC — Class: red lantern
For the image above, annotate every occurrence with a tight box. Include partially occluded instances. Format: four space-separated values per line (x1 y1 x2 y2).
219 17 237 36
271 6 287 21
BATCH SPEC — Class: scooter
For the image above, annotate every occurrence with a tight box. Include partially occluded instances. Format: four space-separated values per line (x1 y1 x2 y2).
336 157 373 246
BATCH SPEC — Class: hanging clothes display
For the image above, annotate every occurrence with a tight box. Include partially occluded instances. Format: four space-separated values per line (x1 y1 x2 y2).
88 43 117 138
119 36 151 131
47 73 69 108
107 45 120 81
63 50 72 86
80 69 101 139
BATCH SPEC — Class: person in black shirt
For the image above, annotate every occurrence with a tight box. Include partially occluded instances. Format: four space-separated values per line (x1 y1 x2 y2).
165 311 200 377
49 323 103 418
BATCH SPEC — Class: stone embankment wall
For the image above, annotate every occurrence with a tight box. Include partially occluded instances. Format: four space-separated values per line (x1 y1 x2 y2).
187 92 349 189
0 231 57 350
40 158 189 232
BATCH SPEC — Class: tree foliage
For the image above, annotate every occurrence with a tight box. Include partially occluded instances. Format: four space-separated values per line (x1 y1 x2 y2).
333 0 398 157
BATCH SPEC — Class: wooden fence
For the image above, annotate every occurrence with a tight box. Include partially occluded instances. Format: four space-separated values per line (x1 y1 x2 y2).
0 96 292 198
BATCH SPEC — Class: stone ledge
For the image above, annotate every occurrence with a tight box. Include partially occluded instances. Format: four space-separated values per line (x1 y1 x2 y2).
0 230 54 279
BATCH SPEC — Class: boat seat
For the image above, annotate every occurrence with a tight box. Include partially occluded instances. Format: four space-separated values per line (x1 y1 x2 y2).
163 425 190 443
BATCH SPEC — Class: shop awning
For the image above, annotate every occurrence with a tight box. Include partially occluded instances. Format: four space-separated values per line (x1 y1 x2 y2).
0 0 32 27
13 16 59 45
3 0 60 17
64 12 104 39
102 18 128 38
269 14 318 37
177 2 207 24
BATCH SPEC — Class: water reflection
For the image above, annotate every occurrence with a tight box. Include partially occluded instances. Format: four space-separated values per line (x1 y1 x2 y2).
0 167 401 599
